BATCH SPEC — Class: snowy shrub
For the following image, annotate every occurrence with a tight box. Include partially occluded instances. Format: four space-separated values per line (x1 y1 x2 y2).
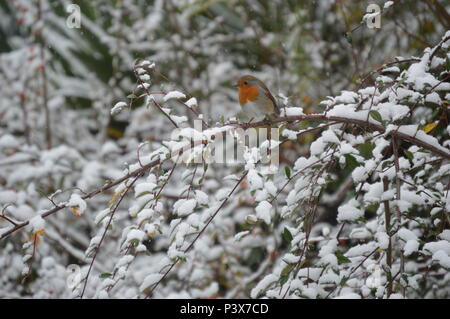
0 0 449 299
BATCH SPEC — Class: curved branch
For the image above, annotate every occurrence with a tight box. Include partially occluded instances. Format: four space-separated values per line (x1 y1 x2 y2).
232 114 450 160
0 158 161 241
3 112 450 241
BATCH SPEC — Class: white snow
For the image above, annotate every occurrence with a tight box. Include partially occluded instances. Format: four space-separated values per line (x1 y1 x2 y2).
111 101 127 116
0 134 20 149
345 243 376 258
322 130 340 144
282 253 300 264
376 232 390 250
251 274 277 298
425 92 442 105
432 250 450 268
397 228 418 241
423 240 450 255
352 166 368 183
247 169 263 191
174 199 197 217
337 201 364 223
140 273 163 292
67 194 87 216
163 91 186 102
126 229 146 244
439 230 450 241
334 293 361 299
255 201 272 225
194 190 209 206
135 182 157 197
404 239 420 256
234 230 250 241
406 54 439 91
29 215 45 233
384 1 394 9
284 107 304 116
185 97 198 108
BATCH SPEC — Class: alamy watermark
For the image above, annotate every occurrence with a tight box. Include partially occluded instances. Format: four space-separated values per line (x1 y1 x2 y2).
66 4 81 29
365 4 381 29
169 120 280 170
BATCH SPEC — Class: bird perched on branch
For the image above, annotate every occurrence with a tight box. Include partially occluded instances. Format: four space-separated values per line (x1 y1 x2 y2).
235 75 279 122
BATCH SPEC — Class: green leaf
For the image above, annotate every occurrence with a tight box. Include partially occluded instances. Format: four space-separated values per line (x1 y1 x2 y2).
284 166 291 179
100 273 112 279
404 150 414 162
344 154 361 170
127 93 137 99
35 188 47 196
340 276 349 286
381 160 392 170
345 32 352 43
280 264 293 286
369 110 383 123
357 142 374 159
281 264 294 278
335 251 351 265
283 227 293 243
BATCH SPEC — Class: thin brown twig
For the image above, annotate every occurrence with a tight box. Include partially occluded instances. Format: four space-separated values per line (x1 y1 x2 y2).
229 114 450 160
133 67 179 129
145 170 248 298
80 172 144 298
0 157 160 240
325 247 379 299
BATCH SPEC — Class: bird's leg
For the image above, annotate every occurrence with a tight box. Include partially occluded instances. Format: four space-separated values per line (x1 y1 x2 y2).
242 117 254 129
263 115 273 126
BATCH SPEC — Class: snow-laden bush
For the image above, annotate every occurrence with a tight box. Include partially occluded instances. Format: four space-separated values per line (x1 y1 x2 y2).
2 31 450 299
1 0 450 299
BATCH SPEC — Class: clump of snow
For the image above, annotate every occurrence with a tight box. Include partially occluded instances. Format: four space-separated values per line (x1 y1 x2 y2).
284 107 304 116
140 273 163 292
135 182 157 197
185 97 197 108
247 169 263 191
111 101 127 116
337 200 364 222
234 231 250 241
404 239 420 256
67 194 87 216
29 215 45 233
171 115 188 125
0 134 20 149
194 190 209 206
432 250 450 268
423 240 450 255
255 201 272 224
174 199 197 217
251 274 277 298
163 91 186 102
352 166 369 183
384 1 394 9
126 229 146 244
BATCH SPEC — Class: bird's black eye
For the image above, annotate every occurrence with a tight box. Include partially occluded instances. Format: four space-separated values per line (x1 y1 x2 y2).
244 81 248 85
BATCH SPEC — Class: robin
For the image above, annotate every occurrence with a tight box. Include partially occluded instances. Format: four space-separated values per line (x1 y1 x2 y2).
235 75 279 122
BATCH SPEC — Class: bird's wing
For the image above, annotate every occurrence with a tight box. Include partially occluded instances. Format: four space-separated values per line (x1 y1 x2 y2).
261 83 279 115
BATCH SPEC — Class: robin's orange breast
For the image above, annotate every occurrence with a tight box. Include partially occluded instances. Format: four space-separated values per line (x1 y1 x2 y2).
238 85 259 105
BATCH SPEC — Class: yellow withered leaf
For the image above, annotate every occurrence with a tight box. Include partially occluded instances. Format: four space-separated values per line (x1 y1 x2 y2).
109 188 126 207
422 123 438 134
35 229 45 236
31 229 45 246
72 207 83 217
